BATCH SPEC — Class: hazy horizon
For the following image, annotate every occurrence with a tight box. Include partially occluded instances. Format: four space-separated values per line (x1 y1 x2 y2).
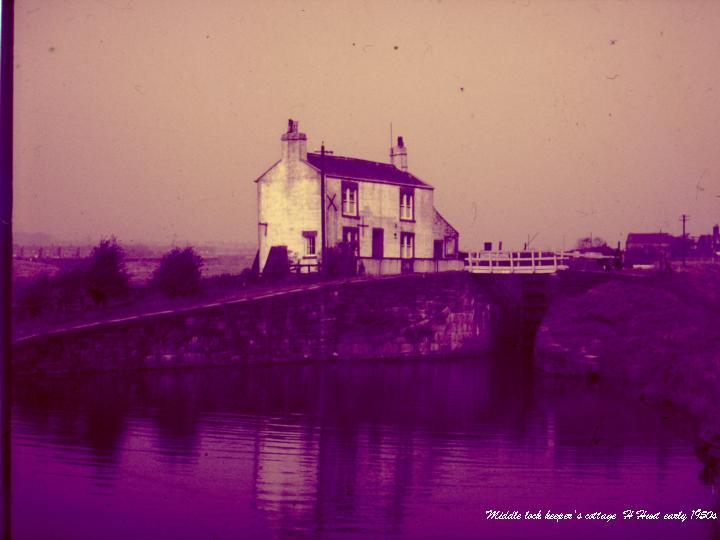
14 0 720 250
12 229 257 248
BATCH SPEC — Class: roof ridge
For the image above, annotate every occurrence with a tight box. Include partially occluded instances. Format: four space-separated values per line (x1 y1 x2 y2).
307 151 391 165
305 151 432 189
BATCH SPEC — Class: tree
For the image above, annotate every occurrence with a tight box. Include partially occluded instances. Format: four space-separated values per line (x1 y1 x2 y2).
87 237 129 306
152 247 203 297
576 236 608 250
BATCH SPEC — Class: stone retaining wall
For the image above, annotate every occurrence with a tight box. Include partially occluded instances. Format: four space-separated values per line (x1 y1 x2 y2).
13 273 500 376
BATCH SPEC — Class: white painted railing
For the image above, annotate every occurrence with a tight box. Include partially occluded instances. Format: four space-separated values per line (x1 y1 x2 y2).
465 251 569 274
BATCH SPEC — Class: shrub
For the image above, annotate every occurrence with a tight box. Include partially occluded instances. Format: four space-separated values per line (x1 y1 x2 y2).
205 271 251 290
16 274 52 318
239 267 256 286
152 247 203 297
326 243 357 277
87 237 130 306
54 267 90 312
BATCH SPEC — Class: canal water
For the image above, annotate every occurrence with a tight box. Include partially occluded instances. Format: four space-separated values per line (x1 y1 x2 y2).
11 358 719 539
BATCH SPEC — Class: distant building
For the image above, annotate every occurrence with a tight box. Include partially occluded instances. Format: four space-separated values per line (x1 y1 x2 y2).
625 232 674 264
255 120 460 275
696 234 714 258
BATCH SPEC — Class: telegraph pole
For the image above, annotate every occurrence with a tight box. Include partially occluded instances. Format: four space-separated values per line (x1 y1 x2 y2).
680 214 690 266
320 143 326 274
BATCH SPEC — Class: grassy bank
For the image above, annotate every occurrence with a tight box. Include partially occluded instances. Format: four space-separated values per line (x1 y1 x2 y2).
12 272 336 341
536 265 720 469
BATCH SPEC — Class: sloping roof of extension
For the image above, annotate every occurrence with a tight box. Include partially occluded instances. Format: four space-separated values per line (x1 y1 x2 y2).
626 232 675 245
434 209 459 236
306 152 433 189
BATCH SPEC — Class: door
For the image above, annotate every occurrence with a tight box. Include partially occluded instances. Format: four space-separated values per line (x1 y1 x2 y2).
342 226 359 256
372 228 384 259
433 240 443 260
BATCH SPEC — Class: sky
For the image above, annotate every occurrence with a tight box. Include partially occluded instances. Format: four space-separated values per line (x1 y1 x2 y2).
13 0 720 250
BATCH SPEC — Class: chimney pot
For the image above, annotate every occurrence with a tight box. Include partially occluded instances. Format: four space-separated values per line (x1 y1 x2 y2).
390 135 408 171
281 119 307 160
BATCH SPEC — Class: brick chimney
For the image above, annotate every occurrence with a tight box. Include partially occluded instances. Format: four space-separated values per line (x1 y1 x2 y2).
281 119 307 161
390 136 408 171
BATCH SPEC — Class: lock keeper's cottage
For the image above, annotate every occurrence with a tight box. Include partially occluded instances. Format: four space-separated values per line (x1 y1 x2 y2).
256 120 460 275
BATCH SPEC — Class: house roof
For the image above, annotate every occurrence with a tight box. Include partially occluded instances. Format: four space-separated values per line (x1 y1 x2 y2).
306 152 432 189
626 233 674 245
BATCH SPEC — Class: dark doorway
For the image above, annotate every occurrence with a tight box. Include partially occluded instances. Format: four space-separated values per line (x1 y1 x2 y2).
372 228 384 259
433 240 443 260
342 226 359 256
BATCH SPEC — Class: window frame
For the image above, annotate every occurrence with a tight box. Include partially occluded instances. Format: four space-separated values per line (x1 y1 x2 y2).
444 236 457 257
400 232 415 259
302 230 318 257
341 180 359 218
399 187 415 222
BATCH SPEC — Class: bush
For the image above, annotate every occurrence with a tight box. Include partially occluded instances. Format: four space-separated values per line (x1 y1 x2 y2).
205 270 253 290
54 267 90 312
15 265 90 319
152 247 203 297
16 274 53 318
87 237 130 306
326 243 357 277
239 267 257 286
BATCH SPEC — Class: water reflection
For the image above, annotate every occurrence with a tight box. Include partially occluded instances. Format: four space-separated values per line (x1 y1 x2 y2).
12 358 720 539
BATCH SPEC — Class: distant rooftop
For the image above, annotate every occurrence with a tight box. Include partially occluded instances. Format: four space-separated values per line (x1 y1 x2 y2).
626 233 674 245
306 152 432 189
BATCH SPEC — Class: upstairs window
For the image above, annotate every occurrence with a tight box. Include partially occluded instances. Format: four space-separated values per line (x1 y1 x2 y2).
342 181 358 217
302 231 317 256
400 232 415 259
400 187 414 221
